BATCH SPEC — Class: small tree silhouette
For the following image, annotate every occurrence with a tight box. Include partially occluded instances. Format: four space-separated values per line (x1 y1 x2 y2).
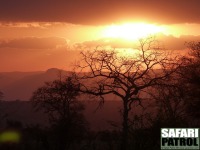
152 84 187 127
76 37 179 150
0 91 3 101
31 76 88 150
0 91 5 126
178 42 200 120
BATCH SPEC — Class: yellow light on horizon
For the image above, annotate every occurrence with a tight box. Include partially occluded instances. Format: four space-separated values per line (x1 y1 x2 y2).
103 23 165 40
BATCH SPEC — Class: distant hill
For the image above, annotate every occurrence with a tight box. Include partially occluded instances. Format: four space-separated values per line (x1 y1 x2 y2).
0 68 70 100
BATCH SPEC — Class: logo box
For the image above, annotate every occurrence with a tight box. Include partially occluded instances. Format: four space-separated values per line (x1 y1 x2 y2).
161 128 199 150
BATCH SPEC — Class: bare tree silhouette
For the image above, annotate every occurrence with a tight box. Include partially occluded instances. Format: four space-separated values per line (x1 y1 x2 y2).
31 76 87 150
75 37 179 150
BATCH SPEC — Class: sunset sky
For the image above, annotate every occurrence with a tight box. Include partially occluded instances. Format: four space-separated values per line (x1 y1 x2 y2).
0 0 200 72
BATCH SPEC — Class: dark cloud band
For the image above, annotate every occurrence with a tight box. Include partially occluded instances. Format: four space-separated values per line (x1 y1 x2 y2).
0 37 67 49
0 0 200 25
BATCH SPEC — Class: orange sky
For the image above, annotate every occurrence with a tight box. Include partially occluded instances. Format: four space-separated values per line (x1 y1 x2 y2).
0 0 200 72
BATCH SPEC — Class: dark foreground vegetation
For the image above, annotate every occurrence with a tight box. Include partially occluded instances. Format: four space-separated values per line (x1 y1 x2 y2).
0 39 200 150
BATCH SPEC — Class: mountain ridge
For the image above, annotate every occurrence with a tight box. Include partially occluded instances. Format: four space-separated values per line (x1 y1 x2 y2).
0 68 70 100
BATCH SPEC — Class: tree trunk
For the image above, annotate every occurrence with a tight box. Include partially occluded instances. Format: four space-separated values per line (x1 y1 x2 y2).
121 99 129 150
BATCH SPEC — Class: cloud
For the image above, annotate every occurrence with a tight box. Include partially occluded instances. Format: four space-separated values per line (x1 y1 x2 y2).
157 34 200 50
73 38 138 49
0 37 67 49
74 34 200 50
0 22 55 28
0 0 200 25
0 44 80 72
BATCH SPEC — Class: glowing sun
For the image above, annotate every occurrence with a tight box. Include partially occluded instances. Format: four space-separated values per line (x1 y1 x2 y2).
103 23 164 40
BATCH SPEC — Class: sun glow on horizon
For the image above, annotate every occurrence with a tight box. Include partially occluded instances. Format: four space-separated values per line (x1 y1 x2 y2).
102 23 165 41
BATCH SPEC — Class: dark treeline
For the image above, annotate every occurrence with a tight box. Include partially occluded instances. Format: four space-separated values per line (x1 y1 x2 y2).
0 39 200 150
